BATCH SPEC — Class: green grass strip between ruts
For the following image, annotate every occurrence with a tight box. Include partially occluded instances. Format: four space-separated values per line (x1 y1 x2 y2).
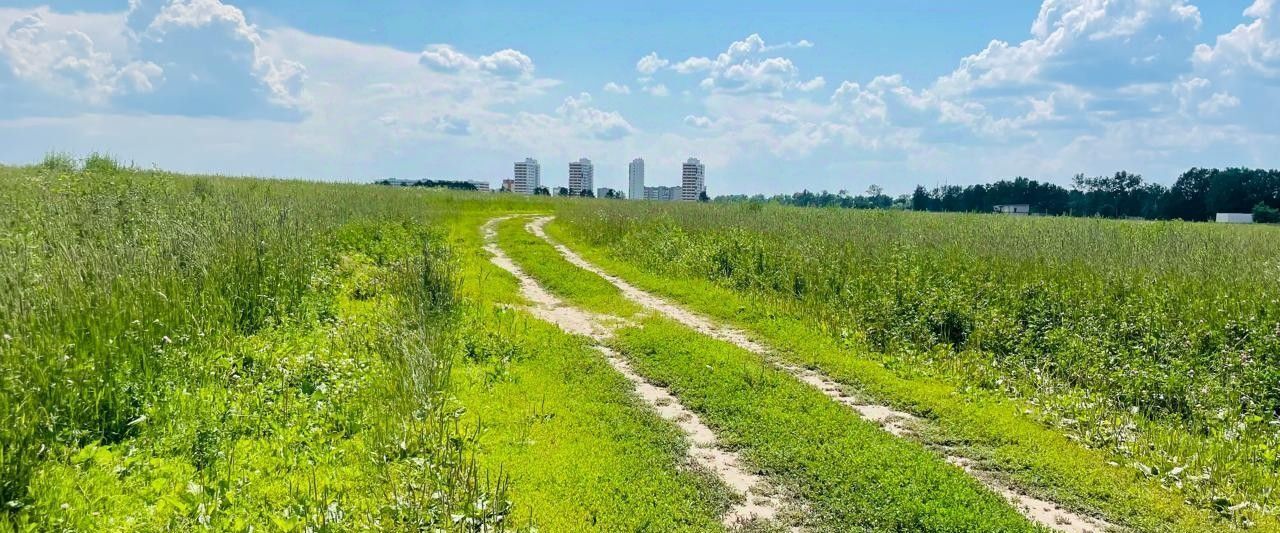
494 216 644 317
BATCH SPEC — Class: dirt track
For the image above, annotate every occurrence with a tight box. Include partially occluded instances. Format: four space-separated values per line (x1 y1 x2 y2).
526 215 1117 533
482 216 791 529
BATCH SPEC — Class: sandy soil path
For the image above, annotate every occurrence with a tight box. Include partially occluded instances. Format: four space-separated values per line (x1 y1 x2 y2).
527 215 1118 533
482 216 790 529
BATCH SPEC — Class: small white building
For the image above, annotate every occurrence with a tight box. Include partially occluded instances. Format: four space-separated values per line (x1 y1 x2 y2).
1216 213 1254 224
994 204 1031 215
467 180 491 192
596 187 620 198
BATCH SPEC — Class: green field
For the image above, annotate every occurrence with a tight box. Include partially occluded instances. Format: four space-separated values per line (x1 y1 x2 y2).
3 157 1279 531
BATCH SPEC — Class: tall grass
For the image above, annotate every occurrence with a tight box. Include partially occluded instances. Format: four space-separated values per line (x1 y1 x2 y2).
0 158 509 528
557 200 1280 518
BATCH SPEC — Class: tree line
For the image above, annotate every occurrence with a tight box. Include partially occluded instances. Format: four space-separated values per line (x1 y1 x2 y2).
374 178 478 190
715 168 1280 222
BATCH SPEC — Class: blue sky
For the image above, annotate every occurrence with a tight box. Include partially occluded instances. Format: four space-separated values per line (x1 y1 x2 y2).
0 1 1277 195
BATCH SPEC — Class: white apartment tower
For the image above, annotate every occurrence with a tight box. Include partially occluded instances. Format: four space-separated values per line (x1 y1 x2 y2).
568 158 594 195
513 158 540 194
628 158 645 200
680 157 705 201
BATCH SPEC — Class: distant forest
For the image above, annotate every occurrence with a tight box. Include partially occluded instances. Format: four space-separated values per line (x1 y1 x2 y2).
716 168 1280 222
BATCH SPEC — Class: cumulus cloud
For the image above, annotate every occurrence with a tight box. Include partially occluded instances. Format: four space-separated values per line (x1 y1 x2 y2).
659 33 822 94
936 0 1202 95
672 56 713 74
762 39 814 51
603 81 630 94
796 76 825 91
1192 0 1279 78
684 114 713 128
419 44 534 78
816 0 1249 152
635 52 668 75
1182 0 1279 130
556 92 634 140
644 83 669 96
0 1 306 119
0 13 160 111
435 115 470 135
124 0 307 118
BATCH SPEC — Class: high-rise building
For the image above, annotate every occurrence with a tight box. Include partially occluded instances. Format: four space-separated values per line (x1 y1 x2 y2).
628 158 645 200
513 158 540 194
568 158 594 195
644 185 682 201
680 157 705 201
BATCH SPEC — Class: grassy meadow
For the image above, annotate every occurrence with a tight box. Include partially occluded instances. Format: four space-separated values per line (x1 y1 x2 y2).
0 157 557 530
554 201 1280 528
4 156 1280 531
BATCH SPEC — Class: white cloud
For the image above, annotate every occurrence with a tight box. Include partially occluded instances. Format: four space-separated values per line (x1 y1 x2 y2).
128 0 307 117
936 0 1202 95
1198 91 1241 115
1192 0 1279 78
644 83 669 96
603 81 630 94
762 39 814 51
435 115 470 135
684 114 713 128
1185 0 1280 130
419 44 534 79
0 13 160 109
796 76 825 91
0 1 305 119
556 92 635 140
658 33 823 94
635 52 668 75
672 56 713 73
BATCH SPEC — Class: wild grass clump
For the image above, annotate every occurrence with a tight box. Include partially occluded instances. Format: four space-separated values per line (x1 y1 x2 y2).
82 152 126 173
557 200 1280 520
39 151 78 173
0 160 510 529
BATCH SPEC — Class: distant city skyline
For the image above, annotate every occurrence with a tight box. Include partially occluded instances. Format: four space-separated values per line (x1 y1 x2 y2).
0 1 1275 195
507 155 703 199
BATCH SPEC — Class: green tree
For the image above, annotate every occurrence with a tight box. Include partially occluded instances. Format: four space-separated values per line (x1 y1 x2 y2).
1254 202 1280 224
